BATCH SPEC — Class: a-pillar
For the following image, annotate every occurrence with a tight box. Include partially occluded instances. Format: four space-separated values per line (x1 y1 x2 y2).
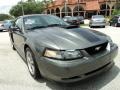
84 11 86 18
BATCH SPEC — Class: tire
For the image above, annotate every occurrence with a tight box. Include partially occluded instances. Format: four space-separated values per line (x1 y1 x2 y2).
102 26 105 28
110 23 111 26
115 23 118 27
89 25 93 28
12 44 16 50
10 38 16 50
25 47 41 80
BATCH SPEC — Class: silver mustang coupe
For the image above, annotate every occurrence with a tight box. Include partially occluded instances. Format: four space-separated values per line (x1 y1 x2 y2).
9 14 118 83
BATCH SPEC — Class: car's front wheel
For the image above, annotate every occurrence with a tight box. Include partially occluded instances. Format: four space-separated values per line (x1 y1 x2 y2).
25 48 41 80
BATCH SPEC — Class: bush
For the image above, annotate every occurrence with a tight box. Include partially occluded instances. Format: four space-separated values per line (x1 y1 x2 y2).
112 10 120 16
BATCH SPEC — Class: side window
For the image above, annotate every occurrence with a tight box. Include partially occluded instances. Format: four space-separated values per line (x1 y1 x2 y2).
111 17 114 21
114 17 118 22
15 18 22 29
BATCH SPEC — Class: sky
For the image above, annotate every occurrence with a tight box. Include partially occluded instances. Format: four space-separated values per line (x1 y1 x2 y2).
0 0 25 14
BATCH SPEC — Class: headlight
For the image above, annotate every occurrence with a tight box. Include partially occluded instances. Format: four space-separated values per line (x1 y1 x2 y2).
44 49 83 60
44 49 62 59
106 37 114 51
107 36 114 47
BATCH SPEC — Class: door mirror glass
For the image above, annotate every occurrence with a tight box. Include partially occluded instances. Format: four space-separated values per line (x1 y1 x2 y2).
63 19 67 22
10 26 20 31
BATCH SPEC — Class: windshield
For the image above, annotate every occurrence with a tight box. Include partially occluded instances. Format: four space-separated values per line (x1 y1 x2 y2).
78 16 84 19
92 15 104 19
66 17 77 21
24 15 69 30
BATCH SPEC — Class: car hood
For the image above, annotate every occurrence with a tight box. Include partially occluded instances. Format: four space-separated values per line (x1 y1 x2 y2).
27 27 108 50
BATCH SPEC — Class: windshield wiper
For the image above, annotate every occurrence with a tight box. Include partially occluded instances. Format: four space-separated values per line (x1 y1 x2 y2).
27 26 46 30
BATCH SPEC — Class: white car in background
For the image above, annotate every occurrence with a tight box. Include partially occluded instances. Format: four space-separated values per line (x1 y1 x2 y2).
0 23 5 32
2 20 13 30
89 15 106 28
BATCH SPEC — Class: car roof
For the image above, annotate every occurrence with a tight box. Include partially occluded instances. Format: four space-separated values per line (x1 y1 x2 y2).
92 15 104 17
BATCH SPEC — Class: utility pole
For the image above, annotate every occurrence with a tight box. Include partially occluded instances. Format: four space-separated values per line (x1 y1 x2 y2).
78 0 80 16
105 0 107 16
64 0 68 16
21 0 25 16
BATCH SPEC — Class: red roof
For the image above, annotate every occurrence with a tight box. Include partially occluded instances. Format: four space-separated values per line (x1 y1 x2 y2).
85 1 100 10
48 0 102 9
48 0 78 7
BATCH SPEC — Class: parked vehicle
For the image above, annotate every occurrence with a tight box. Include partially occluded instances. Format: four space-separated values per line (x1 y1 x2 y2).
89 15 106 28
2 20 13 30
0 24 5 32
63 16 80 26
77 16 84 24
9 14 118 83
109 15 120 27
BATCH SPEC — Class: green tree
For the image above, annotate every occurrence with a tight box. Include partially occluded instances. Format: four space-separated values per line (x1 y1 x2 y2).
112 10 120 16
27 0 35 2
9 1 45 17
0 14 13 21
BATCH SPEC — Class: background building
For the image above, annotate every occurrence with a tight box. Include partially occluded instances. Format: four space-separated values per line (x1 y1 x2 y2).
44 0 120 18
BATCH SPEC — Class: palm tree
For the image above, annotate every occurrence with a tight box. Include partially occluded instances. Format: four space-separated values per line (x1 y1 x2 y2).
50 0 54 5
64 0 68 16
77 0 80 16
43 0 49 9
116 0 120 10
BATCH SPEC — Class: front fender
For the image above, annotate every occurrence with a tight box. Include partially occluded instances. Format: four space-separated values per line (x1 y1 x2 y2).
24 39 45 61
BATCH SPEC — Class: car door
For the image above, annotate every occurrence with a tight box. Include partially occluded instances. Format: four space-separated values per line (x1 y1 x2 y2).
12 18 26 55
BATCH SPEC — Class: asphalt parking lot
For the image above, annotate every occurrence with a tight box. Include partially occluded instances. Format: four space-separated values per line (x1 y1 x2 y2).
0 26 120 90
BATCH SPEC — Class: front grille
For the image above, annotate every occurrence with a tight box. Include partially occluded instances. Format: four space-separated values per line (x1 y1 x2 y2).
85 42 108 55
85 62 111 75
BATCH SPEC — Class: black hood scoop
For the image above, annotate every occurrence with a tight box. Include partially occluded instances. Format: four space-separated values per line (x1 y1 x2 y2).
62 25 79 29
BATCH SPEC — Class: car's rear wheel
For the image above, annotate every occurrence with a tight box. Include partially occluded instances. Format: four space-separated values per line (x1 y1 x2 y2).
25 48 41 80
115 23 118 27
89 25 93 28
109 23 111 26
102 26 105 28
12 44 16 50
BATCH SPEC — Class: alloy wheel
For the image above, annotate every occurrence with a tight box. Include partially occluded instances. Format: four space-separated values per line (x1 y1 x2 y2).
26 51 35 75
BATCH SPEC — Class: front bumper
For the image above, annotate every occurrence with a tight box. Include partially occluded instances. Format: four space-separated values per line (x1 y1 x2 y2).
90 22 106 26
117 23 120 27
37 44 118 83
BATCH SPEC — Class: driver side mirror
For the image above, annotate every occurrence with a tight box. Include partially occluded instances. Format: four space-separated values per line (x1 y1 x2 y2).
1 24 4 27
10 26 20 32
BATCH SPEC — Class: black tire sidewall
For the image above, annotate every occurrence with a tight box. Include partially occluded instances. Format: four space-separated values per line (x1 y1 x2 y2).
25 48 40 80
